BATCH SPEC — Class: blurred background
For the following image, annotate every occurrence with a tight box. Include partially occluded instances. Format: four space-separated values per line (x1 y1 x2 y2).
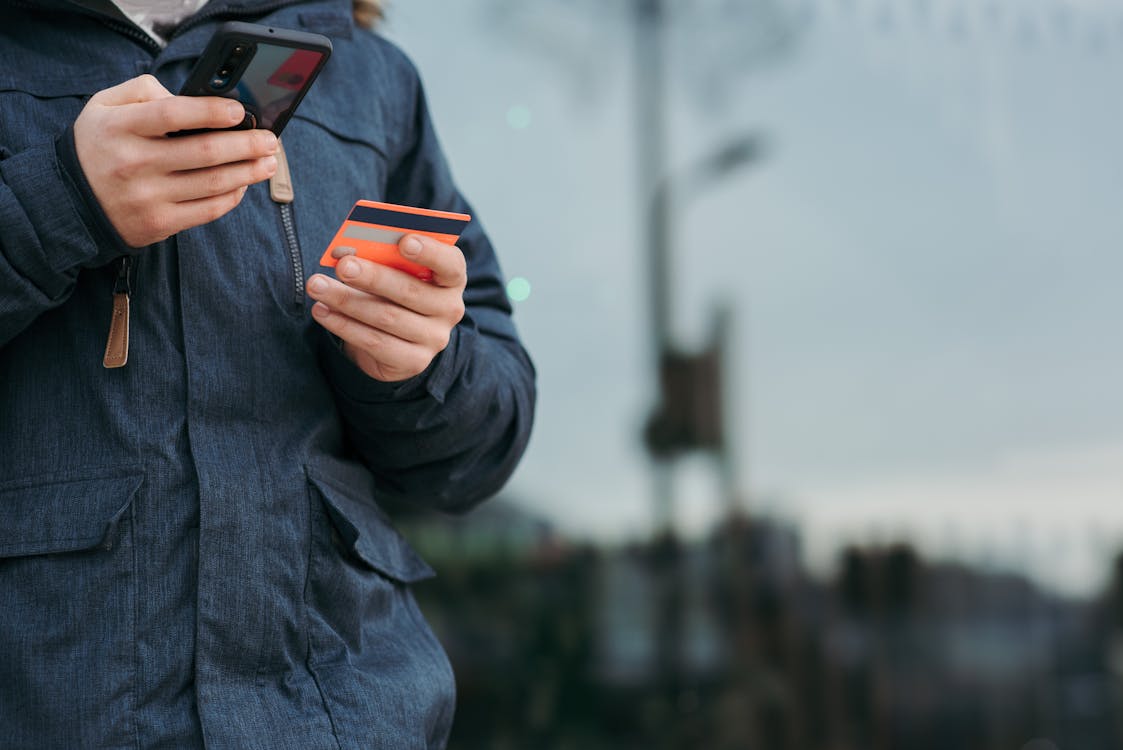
381 1 1123 748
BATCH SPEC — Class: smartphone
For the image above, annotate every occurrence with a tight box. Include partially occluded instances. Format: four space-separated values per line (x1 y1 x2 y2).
175 21 332 136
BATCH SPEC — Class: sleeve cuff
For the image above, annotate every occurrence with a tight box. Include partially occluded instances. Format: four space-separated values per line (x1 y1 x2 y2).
54 125 139 268
318 323 466 405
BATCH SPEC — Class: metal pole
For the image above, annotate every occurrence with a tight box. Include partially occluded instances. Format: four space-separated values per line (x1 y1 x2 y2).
635 0 674 535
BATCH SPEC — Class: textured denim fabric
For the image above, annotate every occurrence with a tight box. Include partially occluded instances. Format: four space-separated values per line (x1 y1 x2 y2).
0 1 535 747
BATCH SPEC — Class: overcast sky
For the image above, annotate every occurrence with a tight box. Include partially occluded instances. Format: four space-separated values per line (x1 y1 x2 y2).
384 0 1123 593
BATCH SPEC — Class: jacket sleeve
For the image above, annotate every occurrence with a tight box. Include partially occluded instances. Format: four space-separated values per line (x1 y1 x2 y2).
0 127 136 348
317 60 536 515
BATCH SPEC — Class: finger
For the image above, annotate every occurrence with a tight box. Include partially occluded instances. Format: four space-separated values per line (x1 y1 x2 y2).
166 156 277 201
311 302 434 377
306 275 440 347
397 234 467 289
91 74 173 106
162 129 278 172
331 256 454 318
156 186 247 238
123 95 246 137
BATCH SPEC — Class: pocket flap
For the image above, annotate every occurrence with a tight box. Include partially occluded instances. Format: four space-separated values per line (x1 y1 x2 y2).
0 471 143 557
0 72 129 98
307 466 434 584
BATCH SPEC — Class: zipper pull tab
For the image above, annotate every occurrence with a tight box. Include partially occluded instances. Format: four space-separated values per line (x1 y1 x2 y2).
103 256 132 369
269 138 294 204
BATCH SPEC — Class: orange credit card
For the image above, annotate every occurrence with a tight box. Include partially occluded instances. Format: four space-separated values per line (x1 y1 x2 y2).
319 200 472 281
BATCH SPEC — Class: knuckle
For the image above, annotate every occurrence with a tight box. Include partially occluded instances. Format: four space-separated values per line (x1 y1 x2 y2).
343 319 377 352
137 74 162 93
225 188 247 211
398 279 423 308
140 211 171 241
254 130 277 154
325 279 350 306
439 295 464 324
151 98 178 130
362 334 386 357
253 156 275 182
212 98 236 122
203 194 236 225
203 203 226 225
204 169 228 196
128 74 164 102
331 282 361 311
110 156 139 182
196 136 219 162
375 305 399 330
410 351 432 374
433 328 451 352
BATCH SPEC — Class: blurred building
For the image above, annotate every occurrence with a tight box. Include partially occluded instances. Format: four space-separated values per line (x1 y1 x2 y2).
396 501 1123 750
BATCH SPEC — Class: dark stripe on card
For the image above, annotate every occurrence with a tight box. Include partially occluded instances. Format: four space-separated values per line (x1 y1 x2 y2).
348 205 468 235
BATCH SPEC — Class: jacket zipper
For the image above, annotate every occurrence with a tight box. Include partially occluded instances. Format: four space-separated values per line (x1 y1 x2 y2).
270 139 305 309
13 0 310 54
280 205 304 307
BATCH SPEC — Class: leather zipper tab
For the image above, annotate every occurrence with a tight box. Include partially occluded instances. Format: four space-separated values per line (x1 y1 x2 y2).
103 256 132 369
269 138 294 204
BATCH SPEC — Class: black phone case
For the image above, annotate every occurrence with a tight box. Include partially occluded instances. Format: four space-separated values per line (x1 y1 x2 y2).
174 21 332 136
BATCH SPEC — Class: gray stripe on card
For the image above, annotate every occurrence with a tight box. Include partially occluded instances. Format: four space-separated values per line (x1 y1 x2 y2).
342 225 406 244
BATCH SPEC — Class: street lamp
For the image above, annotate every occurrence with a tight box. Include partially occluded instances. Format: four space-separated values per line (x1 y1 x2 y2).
644 134 767 532
648 134 767 354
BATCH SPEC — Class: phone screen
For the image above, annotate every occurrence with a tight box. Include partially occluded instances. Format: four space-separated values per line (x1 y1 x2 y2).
225 44 325 131
176 23 331 137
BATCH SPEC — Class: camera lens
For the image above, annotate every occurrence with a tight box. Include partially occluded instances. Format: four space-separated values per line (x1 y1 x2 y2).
210 75 230 89
231 44 246 56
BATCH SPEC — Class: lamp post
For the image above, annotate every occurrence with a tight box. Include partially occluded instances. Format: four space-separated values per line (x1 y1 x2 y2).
643 133 766 533
634 5 769 730
635 0 769 539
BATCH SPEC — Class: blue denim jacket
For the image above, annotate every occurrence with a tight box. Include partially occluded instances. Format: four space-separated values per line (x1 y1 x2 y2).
0 1 536 747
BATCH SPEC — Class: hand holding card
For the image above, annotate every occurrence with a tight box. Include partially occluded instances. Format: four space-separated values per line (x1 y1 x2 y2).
320 200 471 281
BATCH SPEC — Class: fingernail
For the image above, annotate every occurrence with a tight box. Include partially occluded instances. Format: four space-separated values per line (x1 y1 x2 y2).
402 236 423 257
312 302 330 318
339 258 360 279
263 155 278 173
227 101 244 121
307 275 328 294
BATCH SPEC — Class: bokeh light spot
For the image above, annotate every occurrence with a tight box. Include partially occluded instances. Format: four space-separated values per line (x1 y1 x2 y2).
506 105 532 130
506 277 532 302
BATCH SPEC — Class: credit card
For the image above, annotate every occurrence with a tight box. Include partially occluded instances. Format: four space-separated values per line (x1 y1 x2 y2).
319 200 472 281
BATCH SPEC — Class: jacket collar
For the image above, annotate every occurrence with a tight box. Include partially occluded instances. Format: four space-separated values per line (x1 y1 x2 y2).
35 0 352 28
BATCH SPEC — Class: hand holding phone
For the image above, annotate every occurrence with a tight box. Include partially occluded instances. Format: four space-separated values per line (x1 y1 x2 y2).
175 21 332 136
73 75 279 248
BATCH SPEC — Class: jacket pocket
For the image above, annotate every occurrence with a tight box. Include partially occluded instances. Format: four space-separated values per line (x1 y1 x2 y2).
0 469 143 749
0 72 123 154
303 464 455 748
306 464 434 584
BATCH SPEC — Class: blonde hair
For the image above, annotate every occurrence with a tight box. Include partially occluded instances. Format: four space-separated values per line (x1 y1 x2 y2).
353 0 385 28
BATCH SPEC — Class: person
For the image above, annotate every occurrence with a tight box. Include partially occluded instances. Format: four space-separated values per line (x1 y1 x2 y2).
0 1 536 748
